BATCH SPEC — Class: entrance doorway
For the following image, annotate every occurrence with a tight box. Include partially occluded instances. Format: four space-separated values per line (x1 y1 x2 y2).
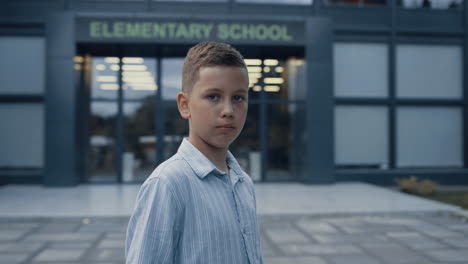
76 44 305 183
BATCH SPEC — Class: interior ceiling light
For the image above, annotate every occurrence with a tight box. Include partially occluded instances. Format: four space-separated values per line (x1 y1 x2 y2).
253 85 262 92
74 64 82 71
123 57 144 64
97 76 117 82
96 64 106 71
105 57 120 64
74 56 84 63
247 66 262 73
263 59 279 66
248 73 262 79
110 65 120 71
122 65 148 71
264 77 284 84
244 59 262 66
263 67 270 73
264 85 280 92
275 66 284 73
100 84 119 90
131 84 158 91
122 71 152 77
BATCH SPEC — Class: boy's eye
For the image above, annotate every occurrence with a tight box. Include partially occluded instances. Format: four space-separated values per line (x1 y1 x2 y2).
233 95 246 102
207 95 219 101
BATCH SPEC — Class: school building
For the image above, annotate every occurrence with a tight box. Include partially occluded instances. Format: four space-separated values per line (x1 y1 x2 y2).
0 0 467 186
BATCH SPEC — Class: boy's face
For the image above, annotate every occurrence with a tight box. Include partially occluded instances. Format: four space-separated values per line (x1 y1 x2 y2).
177 66 249 151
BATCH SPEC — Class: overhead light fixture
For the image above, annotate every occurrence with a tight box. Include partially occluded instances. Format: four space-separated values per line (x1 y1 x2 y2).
100 84 119 90
275 66 284 73
244 59 262 66
252 85 262 92
264 77 284 84
74 64 82 71
96 64 106 71
122 65 148 71
105 57 120 64
248 73 262 79
247 66 262 73
122 71 152 77
264 85 280 92
110 65 119 71
123 77 155 84
131 84 158 91
263 67 270 73
74 56 84 63
263 59 279 66
123 57 144 64
97 76 117 82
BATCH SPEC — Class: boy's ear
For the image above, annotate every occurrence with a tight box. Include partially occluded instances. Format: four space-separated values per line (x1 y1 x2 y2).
177 92 191 119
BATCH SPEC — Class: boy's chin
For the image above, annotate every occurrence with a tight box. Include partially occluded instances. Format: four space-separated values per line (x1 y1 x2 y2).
206 137 236 150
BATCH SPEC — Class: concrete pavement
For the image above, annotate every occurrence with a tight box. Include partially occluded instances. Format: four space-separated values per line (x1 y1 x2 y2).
1 182 467 264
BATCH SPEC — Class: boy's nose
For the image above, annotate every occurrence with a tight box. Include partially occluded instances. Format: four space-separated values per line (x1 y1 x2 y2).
221 101 234 117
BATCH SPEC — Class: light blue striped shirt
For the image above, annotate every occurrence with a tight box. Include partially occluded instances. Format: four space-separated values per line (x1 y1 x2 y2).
125 138 263 264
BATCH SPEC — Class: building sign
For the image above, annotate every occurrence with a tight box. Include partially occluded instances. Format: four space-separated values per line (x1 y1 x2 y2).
76 18 304 45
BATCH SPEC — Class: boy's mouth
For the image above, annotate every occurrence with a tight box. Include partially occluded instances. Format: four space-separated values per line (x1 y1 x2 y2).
216 124 235 129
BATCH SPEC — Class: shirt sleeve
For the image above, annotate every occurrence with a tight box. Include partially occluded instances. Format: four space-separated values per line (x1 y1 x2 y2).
125 177 183 264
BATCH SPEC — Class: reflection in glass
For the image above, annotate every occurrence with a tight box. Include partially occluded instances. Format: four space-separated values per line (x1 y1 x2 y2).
324 0 386 6
164 103 188 160
89 102 118 182
91 57 119 100
162 58 184 101
246 58 305 101
123 100 156 182
400 0 463 9
123 57 158 100
231 104 261 181
266 103 303 181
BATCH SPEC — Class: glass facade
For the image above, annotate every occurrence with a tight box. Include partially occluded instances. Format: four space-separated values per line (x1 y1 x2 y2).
0 37 45 170
400 0 463 9
396 45 462 99
334 43 388 98
335 106 388 169
0 37 45 95
324 0 386 6
0 104 44 168
397 107 463 168
2 0 467 185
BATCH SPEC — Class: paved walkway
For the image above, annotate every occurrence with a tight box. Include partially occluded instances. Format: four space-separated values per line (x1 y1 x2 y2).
1 183 467 264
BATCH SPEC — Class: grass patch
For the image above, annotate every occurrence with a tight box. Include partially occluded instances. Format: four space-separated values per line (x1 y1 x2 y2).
418 191 468 210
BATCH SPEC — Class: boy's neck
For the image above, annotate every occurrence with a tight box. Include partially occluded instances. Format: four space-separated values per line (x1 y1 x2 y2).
187 137 229 173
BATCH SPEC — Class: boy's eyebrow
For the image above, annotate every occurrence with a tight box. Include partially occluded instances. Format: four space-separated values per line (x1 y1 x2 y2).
203 88 248 93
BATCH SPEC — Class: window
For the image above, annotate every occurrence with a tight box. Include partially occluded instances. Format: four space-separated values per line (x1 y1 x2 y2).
396 45 462 99
0 37 45 95
397 107 463 168
0 104 44 168
334 43 389 98
335 106 389 169
400 0 463 9
324 0 386 6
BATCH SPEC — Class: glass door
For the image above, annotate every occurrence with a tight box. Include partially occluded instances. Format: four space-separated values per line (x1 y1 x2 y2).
87 56 158 183
88 57 119 183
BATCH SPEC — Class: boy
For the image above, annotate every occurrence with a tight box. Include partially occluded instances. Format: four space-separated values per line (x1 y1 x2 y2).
125 41 263 264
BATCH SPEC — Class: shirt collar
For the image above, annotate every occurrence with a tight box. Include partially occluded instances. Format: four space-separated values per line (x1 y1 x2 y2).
178 138 244 181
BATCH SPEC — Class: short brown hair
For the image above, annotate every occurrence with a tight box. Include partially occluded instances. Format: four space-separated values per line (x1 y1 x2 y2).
182 41 247 93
